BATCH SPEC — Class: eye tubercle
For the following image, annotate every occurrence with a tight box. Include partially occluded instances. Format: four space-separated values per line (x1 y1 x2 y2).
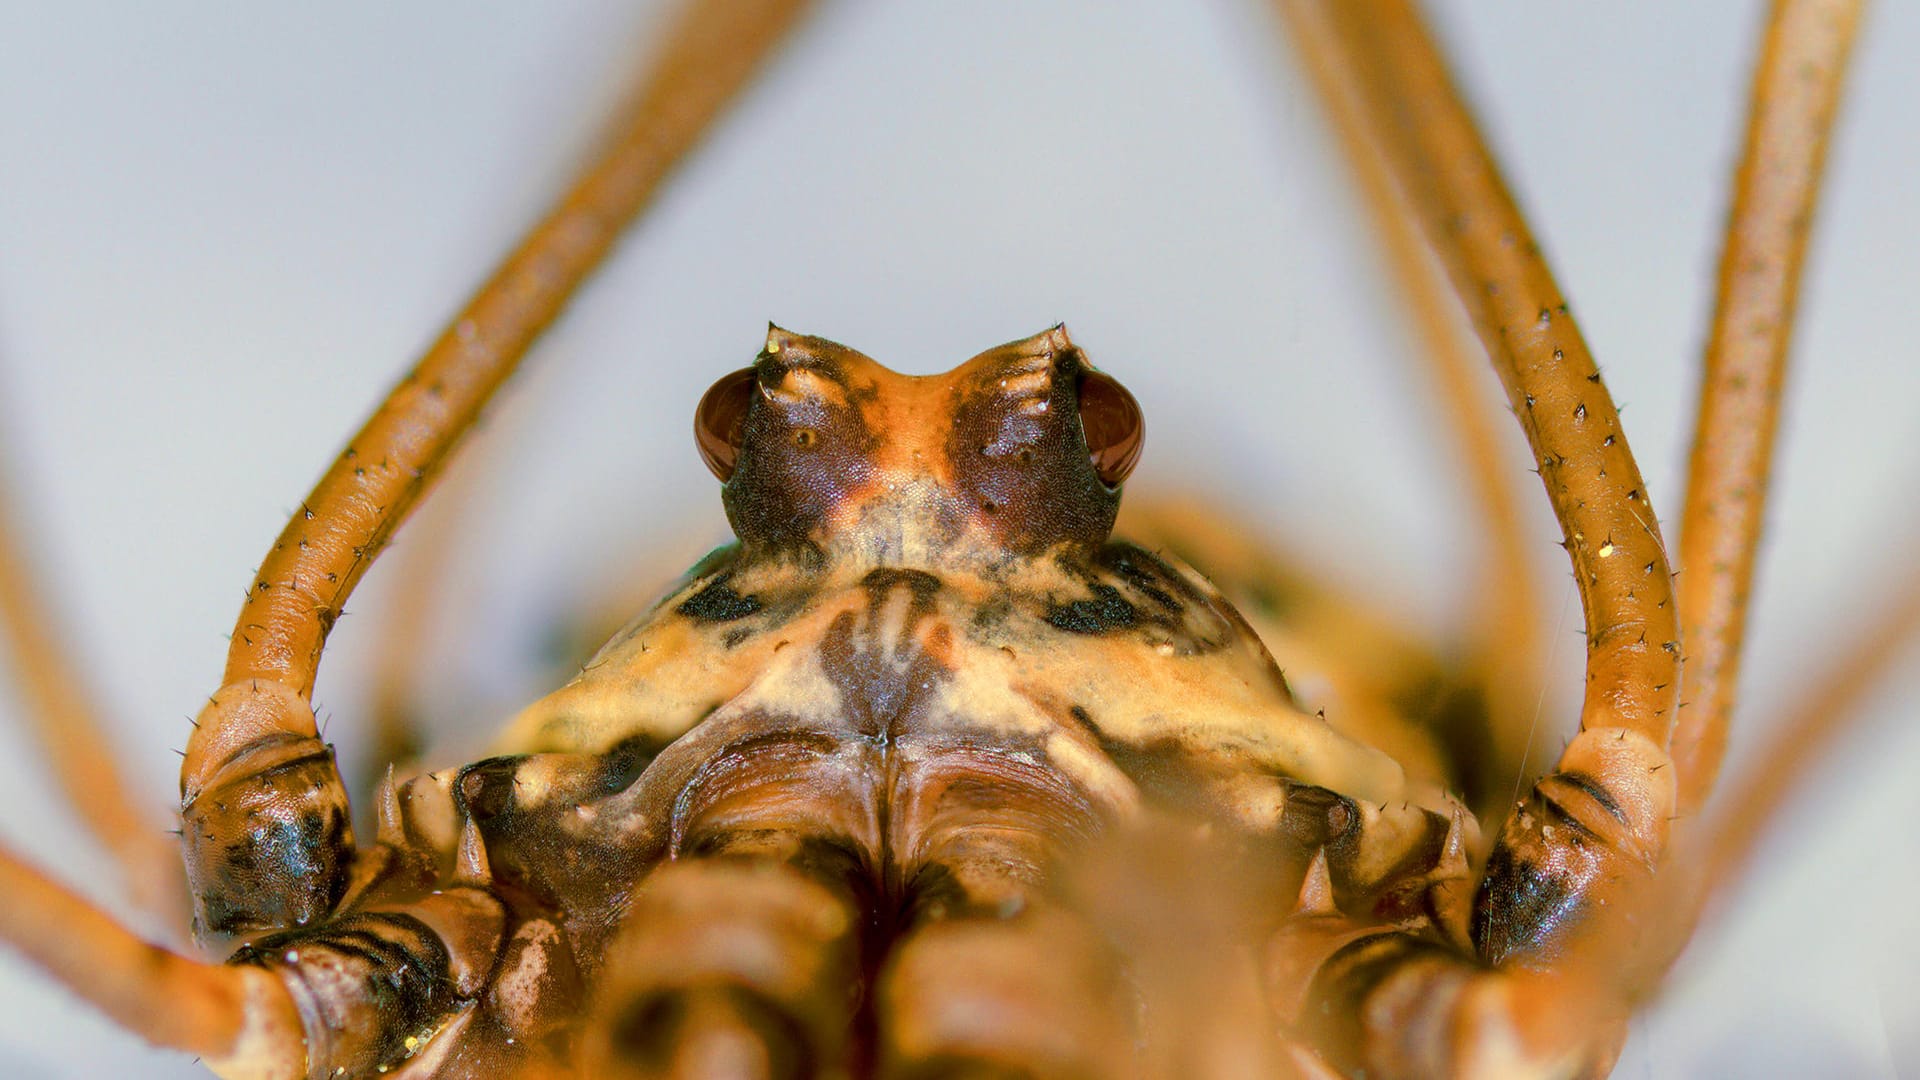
695 367 757 481
1079 370 1144 486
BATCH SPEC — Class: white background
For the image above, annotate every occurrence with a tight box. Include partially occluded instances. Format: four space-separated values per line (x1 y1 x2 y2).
0 2 1916 1076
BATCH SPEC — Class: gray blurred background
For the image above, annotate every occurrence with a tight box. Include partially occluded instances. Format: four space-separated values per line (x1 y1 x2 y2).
0 2 1915 1075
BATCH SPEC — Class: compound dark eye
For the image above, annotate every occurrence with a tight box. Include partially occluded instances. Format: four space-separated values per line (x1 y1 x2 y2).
694 368 756 481
1078 370 1144 486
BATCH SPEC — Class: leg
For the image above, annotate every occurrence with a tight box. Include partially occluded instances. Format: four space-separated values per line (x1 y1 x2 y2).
0 841 303 1077
1672 0 1865 813
0 0 822 1068
177 0 819 937
1261 0 1554 816
1288 0 1680 751
0 470 182 921
1262 1 1885 1069
1267 3 1682 1067
1281 0 1678 975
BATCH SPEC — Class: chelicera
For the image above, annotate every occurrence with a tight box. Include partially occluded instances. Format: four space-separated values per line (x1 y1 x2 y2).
0 0 1912 1076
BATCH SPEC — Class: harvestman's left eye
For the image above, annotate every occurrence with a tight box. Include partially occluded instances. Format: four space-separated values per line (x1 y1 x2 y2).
1079 371 1144 486
695 368 757 481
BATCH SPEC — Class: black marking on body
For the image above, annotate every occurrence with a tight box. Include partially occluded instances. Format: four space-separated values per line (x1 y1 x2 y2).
444 737 671 922
1472 843 1580 965
235 910 461 1073
676 570 761 622
185 745 353 936
1102 546 1184 613
1046 583 1139 633
1558 770 1628 824
1033 542 1240 658
816 571 953 740
860 566 943 614
1534 779 1603 842
968 593 1014 634
597 734 669 794
1469 767 1632 963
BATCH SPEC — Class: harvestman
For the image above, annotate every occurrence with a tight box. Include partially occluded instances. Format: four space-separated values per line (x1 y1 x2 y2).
3 0 1920 1068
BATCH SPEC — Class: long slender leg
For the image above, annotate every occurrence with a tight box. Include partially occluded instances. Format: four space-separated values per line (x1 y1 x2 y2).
1267 0 1549 820
0 470 183 920
1672 0 1866 815
1264 0 1703 1071
1303 0 1680 750
0 0 821 1067
1624 555 1920 997
0 841 303 1076
176 0 819 938
1285 0 1679 968
358 421 503 781
1274 0 1877 1070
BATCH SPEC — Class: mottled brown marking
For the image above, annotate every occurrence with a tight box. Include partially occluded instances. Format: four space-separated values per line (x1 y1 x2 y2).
722 332 882 553
944 332 1121 553
717 328 1128 566
181 736 354 937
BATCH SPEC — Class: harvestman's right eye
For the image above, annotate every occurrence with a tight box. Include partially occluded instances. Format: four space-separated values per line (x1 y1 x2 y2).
695 368 757 481
1078 370 1144 487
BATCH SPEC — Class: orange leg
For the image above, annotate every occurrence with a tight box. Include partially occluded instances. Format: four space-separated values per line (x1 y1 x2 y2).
1275 0 1681 1068
0 1 821 1068
1308 0 1681 751
0 468 184 923
1278 0 1882 1069
0 842 303 1075
1269 0 1549 821
1289 0 1678 934
176 0 818 939
1672 0 1866 815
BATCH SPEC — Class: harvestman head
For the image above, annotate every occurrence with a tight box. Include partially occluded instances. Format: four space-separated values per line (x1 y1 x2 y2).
694 326 1143 560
